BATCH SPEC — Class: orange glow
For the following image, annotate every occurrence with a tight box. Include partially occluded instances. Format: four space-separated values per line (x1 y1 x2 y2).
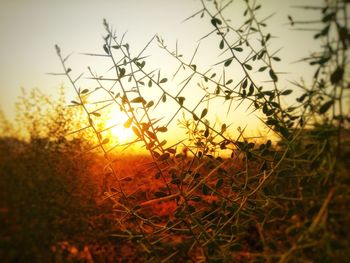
103 111 135 145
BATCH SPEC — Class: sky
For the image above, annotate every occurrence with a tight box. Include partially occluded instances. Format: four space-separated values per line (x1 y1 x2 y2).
0 0 323 141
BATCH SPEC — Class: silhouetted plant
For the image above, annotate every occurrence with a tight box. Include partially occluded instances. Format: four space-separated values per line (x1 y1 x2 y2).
52 0 349 262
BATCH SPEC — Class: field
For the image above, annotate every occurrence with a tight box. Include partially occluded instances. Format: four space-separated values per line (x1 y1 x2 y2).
1 0 350 262
1 132 349 262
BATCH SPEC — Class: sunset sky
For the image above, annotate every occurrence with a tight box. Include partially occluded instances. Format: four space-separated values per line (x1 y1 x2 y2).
0 0 322 141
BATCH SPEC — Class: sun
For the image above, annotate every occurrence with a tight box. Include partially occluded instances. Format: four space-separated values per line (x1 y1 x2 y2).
104 112 135 145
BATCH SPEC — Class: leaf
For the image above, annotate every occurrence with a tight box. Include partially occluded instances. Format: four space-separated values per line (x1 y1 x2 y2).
166 148 176 154
242 78 248 89
258 66 268 72
119 67 126 78
148 79 152 87
201 108 208 119
219 40 224 49
146 130 157 140
221 124 227 133
177 96 185 106
162 94 166 103
281 89 293 95
202 184 210 195
330 67 344 85
248 83 254 96
226 79 233 85
160 78 168 83
224 59 233 67
269 69 278 82
272 57 281 61
193 113 199 121
103 44 110 55
266 118 278 125
130 97 145 103
215 178 224 190
157 127 168 132
102 138 109 144
233 47 243 52
146 100 154 108
124 118 133 128
81 89 89 94
204 128 209 138
319 100 334 114
70 100 80 105
158 152 170 161
211 17 222 27
215 86 220 95
132 126 141 137
91 112 101 117
244 64 252 70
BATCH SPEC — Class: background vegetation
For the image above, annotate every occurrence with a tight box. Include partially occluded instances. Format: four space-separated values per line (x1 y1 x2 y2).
1 0 349 262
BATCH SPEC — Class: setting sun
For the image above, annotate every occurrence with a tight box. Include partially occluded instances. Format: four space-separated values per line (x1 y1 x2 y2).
104 111 135 145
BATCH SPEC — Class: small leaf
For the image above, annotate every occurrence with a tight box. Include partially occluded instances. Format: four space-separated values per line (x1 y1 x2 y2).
215 178 224 190
158 153 170 161
160 78 168 83
224 59 232 67
211 17 222 27
319 100 334 114
146 100 154 108
91 112 101 117
269 69 278 82
119 67 126 78
148 79 152 87
242 78 248 89
132 126 141 137
259 67 267 72
247 83 254 96
226 79 233 85
221 124 227 133
177 96 185 106
162 94 166 103
219 40 224 49
266 118 278 125
233 47 243 52
330 67 344 85
157 127 168 132
272 57 281 61
124 118 133 128
281 89 293 96
146 130 157 140
81 89 89 94
202 184 210 195
244 64 252 70
130 97 145 103
103 44 110 55
70 100 80 105
201 109 208 119
204 128 209 138
102 138 109 144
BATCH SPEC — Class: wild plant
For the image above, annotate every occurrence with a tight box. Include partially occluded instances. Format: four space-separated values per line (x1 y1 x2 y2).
53 0 349 261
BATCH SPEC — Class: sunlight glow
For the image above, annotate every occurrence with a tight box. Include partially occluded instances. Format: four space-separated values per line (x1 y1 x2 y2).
104 111 135 145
